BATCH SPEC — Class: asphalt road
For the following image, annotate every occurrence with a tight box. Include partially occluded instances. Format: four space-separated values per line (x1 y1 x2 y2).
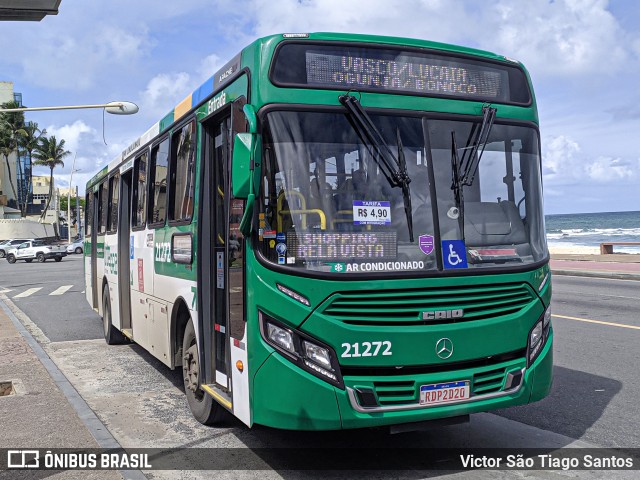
1 257 638 477
496 274 640 448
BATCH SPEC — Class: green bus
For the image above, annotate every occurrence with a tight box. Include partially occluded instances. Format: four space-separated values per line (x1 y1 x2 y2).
84 32 552 430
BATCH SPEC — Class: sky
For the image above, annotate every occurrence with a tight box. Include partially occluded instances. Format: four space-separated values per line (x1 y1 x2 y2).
1 0 639 215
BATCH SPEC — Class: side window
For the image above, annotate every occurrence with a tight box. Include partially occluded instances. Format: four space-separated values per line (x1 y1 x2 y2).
85 192 92 236
107 174 119 233
169 121 196 222
132 153 148 229
99 181 108 234
149 138 169 226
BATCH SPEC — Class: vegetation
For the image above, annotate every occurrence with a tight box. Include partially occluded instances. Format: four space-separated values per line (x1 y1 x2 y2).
32 136 71 220
0 101 25 210
1 101 68 221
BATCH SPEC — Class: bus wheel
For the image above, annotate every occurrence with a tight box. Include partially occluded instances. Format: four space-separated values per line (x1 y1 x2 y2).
182 319 226 425
102 286 126 345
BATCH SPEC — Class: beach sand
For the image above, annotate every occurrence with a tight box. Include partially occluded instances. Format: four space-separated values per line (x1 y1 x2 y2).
548 245 600 255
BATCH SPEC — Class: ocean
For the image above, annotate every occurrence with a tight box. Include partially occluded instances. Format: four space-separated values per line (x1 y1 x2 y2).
545 210 640 253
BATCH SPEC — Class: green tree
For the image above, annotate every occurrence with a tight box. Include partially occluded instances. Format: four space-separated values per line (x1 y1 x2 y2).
59 195 85 224
16 121 46 216
32 135 71 221
0 101 25 209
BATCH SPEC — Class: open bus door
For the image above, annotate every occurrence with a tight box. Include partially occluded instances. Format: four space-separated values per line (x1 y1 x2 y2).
117 169 133 332
90 189 99 309
198 112 233 407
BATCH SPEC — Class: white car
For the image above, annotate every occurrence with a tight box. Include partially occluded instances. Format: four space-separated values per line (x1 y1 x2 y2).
0 238 33 258
5 240 67 263
67 239 84 254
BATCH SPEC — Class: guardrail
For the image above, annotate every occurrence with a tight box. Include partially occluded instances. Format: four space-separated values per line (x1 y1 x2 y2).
599 242 640 254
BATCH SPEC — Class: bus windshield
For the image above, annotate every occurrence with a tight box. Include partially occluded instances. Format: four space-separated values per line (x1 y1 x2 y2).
259 110 547 275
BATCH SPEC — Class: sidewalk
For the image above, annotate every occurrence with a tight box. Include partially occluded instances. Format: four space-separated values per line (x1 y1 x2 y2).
550 253 640 280
0 299 122 479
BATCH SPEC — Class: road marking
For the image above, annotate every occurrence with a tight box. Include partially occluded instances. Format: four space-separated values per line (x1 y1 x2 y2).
560 290 640 301
50 285 73 296
13 287 42 298
552 314 640 331
0 289 12 294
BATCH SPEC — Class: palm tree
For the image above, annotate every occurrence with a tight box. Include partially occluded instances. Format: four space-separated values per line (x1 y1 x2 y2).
32 135 71 221
16 121 46 216
0 101 25 210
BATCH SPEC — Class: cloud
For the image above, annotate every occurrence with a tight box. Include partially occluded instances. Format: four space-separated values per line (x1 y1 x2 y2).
487 0 630 77
34 120 127 184
543 134 640 186
140 72 192 118
585 156 639 182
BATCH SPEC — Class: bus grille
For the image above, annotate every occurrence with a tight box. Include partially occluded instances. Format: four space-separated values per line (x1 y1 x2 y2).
373 380 417 406
322 283 535 326
472 367 507 395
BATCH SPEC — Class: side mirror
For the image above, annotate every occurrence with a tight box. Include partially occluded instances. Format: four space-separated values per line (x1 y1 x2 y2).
232 133 254 199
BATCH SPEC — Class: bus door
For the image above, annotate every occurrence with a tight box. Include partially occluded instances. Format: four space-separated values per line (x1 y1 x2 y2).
90 189 100 308
198 114 232 393
117 169 133 331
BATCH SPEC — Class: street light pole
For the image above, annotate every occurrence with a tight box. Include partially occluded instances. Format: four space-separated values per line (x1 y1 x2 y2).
67 153 80 244
0 101 139 115
0 100 138 239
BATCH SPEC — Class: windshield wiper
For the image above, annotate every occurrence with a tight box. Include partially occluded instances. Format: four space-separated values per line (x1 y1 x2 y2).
339 94 414 241
459 104 497 186
450 105 497 239
450 131 465 238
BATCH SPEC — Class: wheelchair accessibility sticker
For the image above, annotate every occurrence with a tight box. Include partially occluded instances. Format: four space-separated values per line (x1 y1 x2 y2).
442 240 468 269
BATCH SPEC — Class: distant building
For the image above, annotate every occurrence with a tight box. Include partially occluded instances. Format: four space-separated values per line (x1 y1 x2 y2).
30 175 58 223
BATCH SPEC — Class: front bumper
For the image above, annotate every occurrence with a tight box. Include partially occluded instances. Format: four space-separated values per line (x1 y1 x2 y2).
44 251 67 259
252 330 553 430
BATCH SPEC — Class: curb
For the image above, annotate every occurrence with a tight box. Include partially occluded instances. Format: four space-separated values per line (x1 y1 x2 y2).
0 296 148 480
551 269 640 281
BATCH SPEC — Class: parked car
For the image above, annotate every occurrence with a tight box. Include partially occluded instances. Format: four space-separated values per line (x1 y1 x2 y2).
5 240 67 263
66 238 84 254
0 239 33 258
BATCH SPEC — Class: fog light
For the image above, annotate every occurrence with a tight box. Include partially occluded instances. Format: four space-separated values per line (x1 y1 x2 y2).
303 341 332 369
304 360 337 381
266 323 295 354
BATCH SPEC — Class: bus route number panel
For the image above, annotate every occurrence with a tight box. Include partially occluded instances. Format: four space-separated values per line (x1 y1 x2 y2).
419 380 470 406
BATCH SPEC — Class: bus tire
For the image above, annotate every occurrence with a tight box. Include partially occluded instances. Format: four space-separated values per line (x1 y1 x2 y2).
6 254 16 264
102 286 126 345
182 319 227 425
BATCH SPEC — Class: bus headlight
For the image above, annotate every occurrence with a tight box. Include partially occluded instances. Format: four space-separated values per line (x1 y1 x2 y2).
303 341 332 369
266 323 295 354
528 306 552 366
259 312 344 388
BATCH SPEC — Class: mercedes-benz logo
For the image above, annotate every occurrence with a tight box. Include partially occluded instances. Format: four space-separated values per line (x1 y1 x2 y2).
435 338 454 359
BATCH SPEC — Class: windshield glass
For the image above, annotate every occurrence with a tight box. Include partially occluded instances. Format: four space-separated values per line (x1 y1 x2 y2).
258 110 546 275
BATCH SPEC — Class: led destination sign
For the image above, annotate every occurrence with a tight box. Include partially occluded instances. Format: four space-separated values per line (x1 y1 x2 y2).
286 232 397 260
271 43 531 104
306 51 506 99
